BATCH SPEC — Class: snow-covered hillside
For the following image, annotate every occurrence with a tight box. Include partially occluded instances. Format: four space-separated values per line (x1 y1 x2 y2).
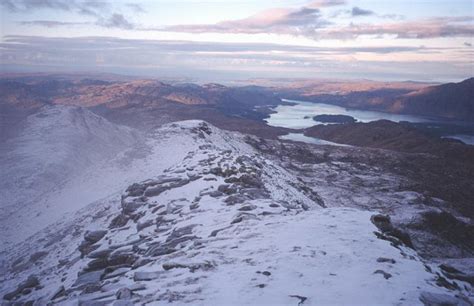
1 107 212 247
0 118 471 305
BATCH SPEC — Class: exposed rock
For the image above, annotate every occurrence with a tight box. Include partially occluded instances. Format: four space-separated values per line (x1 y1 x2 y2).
108 254 138 267
3 275 40 300
137 219 154 232
78 241 101 257
88 249 112 259
377 257 396 264
50 285 65 301
133 271 163 281
436 275 460 290
144 185 168 197
84 230 108 244
374 269 392 279
116 288 132 300
121 199 145 215
289 295 308 305
224 194 246 205
218 184 238 195
166 225 197 242
371 214 413 248
163 261 215 273
231 212 258 224
74 270 103 288
419 291 470 306
209 226 232 237
85 258 109 272
238 204 257 211
109 214 129 229
82 284 102 294
125 183 147 197
132 258 153 269
29 251 48 263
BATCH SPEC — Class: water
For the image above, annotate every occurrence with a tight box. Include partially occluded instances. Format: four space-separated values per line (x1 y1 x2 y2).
266 99 474 145
443 135 474 145
280 133 350 147
266 99 432 129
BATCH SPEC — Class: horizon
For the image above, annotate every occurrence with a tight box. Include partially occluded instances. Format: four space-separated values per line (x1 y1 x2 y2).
1 0 473 82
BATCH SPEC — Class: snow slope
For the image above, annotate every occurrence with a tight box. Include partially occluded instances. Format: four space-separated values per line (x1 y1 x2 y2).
1 120 470 305
1 106 212 247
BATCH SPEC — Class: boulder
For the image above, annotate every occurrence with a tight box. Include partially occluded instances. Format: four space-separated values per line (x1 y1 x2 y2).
116 288 132 300
109 214 129 229
84 230 107 244
3 275 40 300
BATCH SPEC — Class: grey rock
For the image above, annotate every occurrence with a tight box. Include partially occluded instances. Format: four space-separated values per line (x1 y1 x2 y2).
74 270 103 287
79 241 100 257
218 184 238 195
225 195 246 205
373 269 392 279
29 251 48 263
132 258 153 269
209 226 232 237
371 214 413 248
167 224 197 241
419 291 470 306
116 288 132 300
377 257 396 264
144 185 168 197
84 230 107 244
3 275 39 300
289 295 308 305
121 199 144 215
84 258 109 272
137 219 154 232
109 214 129 229
163 261 215 273
107 254 138 267
88 249 112 259
103 267 130 279
125 183 147 197
50 285 66 301
82 284 102 294
133 271 164 281
238 204 257 211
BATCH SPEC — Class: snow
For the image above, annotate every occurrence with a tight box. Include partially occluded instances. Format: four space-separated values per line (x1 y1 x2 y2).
0 111 471 305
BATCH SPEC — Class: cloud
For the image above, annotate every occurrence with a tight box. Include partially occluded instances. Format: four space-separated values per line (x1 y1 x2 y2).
163 6 329 35
97 13 134 30
126 3 145 13
319 17 474 39
1 35 470 81
4 0 138 30
307 0 346 8
351 7 374 17
0 0 109 17
160 2 471 41
18 20 90 27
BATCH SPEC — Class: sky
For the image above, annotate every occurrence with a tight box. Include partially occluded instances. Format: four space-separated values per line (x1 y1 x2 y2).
0 0 473 82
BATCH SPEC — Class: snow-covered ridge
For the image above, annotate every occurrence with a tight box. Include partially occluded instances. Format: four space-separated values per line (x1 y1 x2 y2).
1 118 471 305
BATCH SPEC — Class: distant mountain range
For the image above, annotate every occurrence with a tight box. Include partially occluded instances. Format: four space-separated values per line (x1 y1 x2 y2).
276 78 474 121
